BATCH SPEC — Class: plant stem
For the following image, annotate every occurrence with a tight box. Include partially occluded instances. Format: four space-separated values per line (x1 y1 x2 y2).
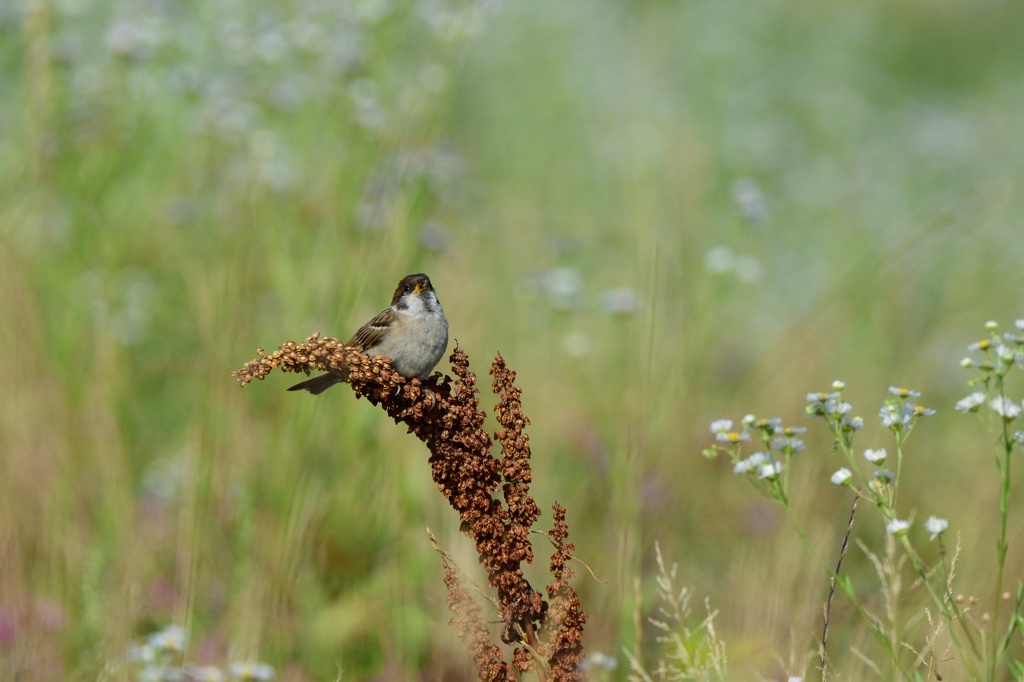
820 490 860 682
989 384 1014 681
781 502 916 680
892 430 904 508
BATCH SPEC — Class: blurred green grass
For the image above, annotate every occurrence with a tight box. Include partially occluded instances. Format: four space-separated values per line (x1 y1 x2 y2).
3 0 1024 679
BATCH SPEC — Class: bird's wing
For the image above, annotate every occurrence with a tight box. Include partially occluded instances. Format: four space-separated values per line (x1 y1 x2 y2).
346 307 397 351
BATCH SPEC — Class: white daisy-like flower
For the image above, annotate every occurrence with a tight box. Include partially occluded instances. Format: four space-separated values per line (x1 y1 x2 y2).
757 461 785 480
955 392 987 413
986 320 999 330
825 399 852 416
755 417 783 434
923 516 948 541
879 404 908 429
148 625 187 653
875 469 895 483
734 453 766 474
889 386 921 398
841 416 865 431
995 345 1024 364
1016 319 1024 330
716 430 752 443
770 436 805 453
788 678 803 682
886 519 910 535
747 452 769 467
193 667 226 682
229 662 275 681
906 402 936 417
832 380 846 391
830 468 852 485
742 413 756 426
783 426 807 435
969 339 995 352
580 652 618 671
964 358 998 372
990 397 1022 421
961 356 974 367
864 448 887 463
709 419 733 434
995 344 1018 362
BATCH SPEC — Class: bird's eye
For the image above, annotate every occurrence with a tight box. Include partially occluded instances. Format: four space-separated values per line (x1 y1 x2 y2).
404 285 411 293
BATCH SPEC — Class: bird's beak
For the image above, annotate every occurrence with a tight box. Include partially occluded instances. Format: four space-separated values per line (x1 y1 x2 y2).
414 281 431 293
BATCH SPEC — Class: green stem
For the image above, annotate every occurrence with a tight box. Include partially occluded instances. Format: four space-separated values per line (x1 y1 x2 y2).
892 430 904 508
989 383 1014 681
830 417 984 675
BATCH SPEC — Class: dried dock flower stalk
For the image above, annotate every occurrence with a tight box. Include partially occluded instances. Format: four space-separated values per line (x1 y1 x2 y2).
233 334 586 679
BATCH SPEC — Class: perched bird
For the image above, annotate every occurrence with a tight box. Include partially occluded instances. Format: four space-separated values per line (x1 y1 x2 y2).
288 273 449 395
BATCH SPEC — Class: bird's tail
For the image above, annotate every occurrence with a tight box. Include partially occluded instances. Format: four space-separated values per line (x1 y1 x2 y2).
287 372 346 395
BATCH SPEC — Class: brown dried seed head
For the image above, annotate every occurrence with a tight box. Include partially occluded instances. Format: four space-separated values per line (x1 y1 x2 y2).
233 341 585 677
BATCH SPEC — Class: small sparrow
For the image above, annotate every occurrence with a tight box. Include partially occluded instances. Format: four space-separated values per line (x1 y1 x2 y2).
288 273 449 395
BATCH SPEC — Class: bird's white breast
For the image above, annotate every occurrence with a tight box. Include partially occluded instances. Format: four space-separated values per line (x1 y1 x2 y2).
368 292 449 380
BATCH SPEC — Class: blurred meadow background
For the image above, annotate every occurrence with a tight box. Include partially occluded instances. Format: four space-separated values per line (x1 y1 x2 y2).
3 0 1024 679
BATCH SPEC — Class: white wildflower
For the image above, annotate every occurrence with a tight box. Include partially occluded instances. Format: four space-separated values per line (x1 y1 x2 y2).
581 652 618 671
864 448 887 463
879 403 907 429
830 468 852 485
906 402 936 417
825 399 852 416
148 625 187 653
923 516 948 541
771 436 805 453
709 419 733 434
747 452 769 467
955 392 987 413
229 662 275 681
757 461 785 480
716 430 752 443
886 519 910 535
841 416 864 431
990 397 1022 421
193 667 226 682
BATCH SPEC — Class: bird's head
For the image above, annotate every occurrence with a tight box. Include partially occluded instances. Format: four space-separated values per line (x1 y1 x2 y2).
391 273 438 309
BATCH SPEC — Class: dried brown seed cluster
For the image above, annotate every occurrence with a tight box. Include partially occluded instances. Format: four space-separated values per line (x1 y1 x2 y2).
489 355 546 663
541 504 587 681
443 561 516 681
234 336 585 680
